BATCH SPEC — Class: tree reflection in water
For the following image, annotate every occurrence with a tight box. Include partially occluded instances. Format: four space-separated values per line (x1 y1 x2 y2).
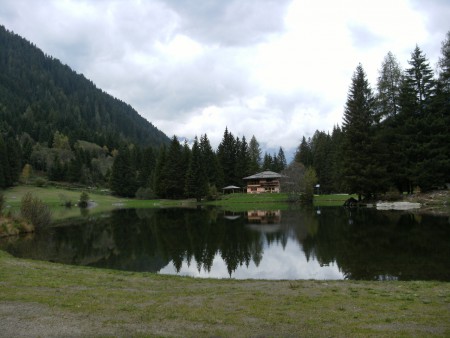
0 206 448 280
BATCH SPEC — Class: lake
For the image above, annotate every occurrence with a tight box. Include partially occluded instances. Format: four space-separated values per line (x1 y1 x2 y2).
1 206 449 280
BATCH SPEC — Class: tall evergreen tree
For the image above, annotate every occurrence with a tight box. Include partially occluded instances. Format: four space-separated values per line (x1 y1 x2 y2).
199 134 223 189
376 51 402 120
217 128 237 186
294 136 313 167
235 136 251 184
276 147 287 172
404 45 436 115
110 146 138 197
185 137 208 201
262 152 273 171
311 131 333 193
138 146 156 187
398 46 440 191
341 64 387 199
161 136 185 199
248 135 262 173
153 145 167 197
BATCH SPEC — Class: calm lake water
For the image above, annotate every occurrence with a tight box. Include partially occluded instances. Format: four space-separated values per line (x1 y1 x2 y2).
1 206 449 281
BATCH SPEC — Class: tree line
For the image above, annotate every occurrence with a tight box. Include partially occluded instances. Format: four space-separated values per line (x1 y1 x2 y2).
294 32 450 199
110 128 287 200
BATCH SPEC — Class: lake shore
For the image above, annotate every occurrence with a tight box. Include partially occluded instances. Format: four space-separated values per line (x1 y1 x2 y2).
0 249 448 337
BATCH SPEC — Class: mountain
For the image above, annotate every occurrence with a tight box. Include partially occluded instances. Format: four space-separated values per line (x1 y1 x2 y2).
0 25 169 149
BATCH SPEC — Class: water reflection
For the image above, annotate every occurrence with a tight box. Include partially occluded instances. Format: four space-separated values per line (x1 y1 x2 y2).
0 207 449 280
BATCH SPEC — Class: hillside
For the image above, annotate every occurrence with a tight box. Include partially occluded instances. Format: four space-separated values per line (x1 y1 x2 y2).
0 25 169 149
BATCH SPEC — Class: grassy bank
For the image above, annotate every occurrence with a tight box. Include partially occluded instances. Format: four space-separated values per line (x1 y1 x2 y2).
2 186 353 221
1 186 190 221
0 250 448 337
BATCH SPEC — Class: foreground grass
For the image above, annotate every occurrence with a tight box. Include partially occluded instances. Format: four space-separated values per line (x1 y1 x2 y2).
0 250 449 337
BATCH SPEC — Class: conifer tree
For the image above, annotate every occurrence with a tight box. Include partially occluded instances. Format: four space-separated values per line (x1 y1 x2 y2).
276 147 287 172
404 46 436 115
185 137 208 201
377 51 402 120
161 136 185 199
217 128 237 186
199 134 223 189
341 64 387 199
248 135 262 173
235 136 251 184
110 146 138 197
398 46 439 191
153 145 167 197
294 136 313 167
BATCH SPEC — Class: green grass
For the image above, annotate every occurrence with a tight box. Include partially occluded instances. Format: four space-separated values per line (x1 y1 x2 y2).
1 186 198 220
2 186 358 221
314 193 357 206
0 249 448 337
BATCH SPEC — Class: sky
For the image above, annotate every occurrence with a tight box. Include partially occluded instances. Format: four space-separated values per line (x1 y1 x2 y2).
1 0 449 159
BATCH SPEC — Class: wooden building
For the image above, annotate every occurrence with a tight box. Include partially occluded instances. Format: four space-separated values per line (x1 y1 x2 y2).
243 170 284 194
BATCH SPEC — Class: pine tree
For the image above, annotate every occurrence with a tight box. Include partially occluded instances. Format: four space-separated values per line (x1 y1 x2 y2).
404 46 436 116
161 136 185 199
153 145 167 197
217 128 237 186
276 147 287 172
377 51 402 120
398 45 440 191
248 135 261 173
294 136 313 167
199 134 223 189
235 136 251 184
110 146 138 197
341 64 387 199
185 137 208 201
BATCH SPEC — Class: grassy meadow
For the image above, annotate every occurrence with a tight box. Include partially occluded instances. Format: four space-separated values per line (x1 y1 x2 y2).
0 249 449 337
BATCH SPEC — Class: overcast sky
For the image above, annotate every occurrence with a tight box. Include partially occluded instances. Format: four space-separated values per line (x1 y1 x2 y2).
1 0 449 158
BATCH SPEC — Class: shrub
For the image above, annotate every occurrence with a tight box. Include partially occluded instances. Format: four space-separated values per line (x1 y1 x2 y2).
58 194 72 207
79 192 89 208
34 177 47 187
20 192 52 229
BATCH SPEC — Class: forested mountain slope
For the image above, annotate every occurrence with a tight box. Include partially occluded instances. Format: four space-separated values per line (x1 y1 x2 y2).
0 25 169 149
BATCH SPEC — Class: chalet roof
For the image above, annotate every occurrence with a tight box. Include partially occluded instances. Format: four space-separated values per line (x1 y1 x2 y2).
243 170 283 180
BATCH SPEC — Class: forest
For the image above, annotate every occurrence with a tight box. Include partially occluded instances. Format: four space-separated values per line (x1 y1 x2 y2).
295 33 450 199
1 25 449 201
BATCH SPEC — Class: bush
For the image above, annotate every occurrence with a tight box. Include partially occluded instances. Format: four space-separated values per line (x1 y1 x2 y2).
58 193 73 207
20 192 52 229
78 192 89 208
34 177 48 187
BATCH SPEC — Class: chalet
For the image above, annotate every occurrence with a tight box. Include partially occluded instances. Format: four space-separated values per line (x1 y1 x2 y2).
243 170 284 194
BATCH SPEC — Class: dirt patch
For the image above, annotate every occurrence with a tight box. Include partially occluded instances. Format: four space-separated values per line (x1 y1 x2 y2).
0 301 107 337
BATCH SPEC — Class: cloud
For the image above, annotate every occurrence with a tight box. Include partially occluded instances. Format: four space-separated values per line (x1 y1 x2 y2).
162 0 292 46
0 0 448 159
